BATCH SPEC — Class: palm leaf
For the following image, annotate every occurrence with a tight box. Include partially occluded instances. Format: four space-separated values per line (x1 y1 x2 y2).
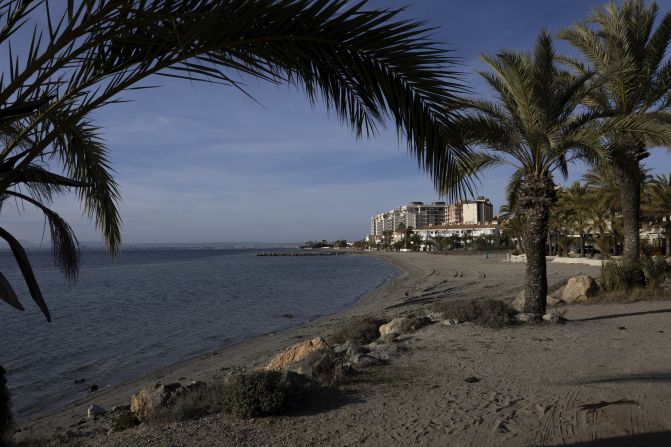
0 271 23 311
0 226 50 321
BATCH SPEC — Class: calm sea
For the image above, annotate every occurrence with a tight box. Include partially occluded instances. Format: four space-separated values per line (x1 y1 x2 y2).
0 248 397 419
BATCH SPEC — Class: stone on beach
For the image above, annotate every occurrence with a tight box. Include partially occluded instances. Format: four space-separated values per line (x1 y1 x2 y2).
130 383 181 419
87 404 106 418
560 275 599 303
378 317 429 338
265 337 330 370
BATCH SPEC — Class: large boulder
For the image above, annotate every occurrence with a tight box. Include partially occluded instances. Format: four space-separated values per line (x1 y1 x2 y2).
265 337 329 371
130 383 181 419
561 275 599 303
378 317 429 338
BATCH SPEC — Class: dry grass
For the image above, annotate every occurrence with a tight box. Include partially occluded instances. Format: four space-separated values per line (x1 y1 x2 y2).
430 299 517 328
328 316 387 345
591 287 671 304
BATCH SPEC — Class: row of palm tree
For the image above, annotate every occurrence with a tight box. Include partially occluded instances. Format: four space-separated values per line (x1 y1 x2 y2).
446 0 671 316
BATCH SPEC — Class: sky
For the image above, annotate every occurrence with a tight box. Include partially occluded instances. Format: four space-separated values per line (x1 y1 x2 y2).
4 0 671 245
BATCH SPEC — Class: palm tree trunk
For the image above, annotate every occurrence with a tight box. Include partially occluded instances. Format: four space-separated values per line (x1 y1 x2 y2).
615 162 645 286
666 216 671 256
580 232 586 257
518 176 556 317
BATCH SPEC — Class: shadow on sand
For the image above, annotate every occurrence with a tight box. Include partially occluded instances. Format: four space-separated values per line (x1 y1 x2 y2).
578 371 671 384
573 307 671 322
287 387 364 417
544 431 671 447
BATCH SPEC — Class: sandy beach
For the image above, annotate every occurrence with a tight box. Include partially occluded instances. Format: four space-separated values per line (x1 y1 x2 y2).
18 252 671 446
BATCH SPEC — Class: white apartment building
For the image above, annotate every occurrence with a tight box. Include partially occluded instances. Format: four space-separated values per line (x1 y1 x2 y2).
369 198 494 237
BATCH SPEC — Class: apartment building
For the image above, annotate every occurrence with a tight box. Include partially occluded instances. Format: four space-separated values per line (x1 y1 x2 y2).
369 198 494 238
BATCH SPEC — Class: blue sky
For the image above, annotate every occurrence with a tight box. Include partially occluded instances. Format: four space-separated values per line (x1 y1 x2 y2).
4 0 671 244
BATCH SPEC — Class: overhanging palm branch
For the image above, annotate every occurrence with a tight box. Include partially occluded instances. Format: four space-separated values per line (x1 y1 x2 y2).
0 1 468 320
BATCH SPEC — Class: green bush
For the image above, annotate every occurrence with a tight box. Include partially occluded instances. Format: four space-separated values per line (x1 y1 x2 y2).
329 316 386 345
601 259 628 292
223 370 313 418
430 299 517 328
112 411 140 431
510 249 521 256
641 255 671 290
601 255 671 292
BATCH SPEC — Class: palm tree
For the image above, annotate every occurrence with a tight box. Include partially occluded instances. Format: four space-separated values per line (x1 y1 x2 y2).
446 32 607 317
559 0 671 285
645 174 671 255
563 182 591 257
0 0 467 321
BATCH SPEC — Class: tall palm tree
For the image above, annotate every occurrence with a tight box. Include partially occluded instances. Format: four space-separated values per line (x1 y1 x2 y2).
559 0 671 285
0 0 468 321
447 32 607 317
645 174 671 255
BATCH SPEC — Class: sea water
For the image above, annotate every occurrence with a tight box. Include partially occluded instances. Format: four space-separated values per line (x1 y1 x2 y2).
0 248 397 419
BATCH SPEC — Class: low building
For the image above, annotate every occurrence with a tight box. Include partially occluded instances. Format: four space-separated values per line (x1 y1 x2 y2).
414 223 500 241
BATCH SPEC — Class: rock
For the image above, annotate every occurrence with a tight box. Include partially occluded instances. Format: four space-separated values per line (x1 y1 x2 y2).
87 404 106 418
296 350 348 385
465 376 480 383
516 313 541 323
551 286 565 299
349 353 384 367
512 292 525 312
561 275 599 303
379 317 430 338
426 312 444 322
542 312 566 324
265 337 330 371
546 295 563 306
441 319 460 326
130 383 182 419
73 378 85 384
88 384 98 392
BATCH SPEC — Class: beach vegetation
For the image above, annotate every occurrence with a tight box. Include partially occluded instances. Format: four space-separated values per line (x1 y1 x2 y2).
601 252 671 294
559 0 671 286
430 299 517 328
152 383 228 422
329 316 387 345
112 411 141 431
222 371 313 419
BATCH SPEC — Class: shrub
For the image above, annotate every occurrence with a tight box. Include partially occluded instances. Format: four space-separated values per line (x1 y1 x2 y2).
430 299 517 328
222 370 313 418
641 255 671 290
112 411 141 431
601 259 628 292
601 255 671 292
151 383 227 423
1 366 11 443
510 249 520 256
329 316 387 345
